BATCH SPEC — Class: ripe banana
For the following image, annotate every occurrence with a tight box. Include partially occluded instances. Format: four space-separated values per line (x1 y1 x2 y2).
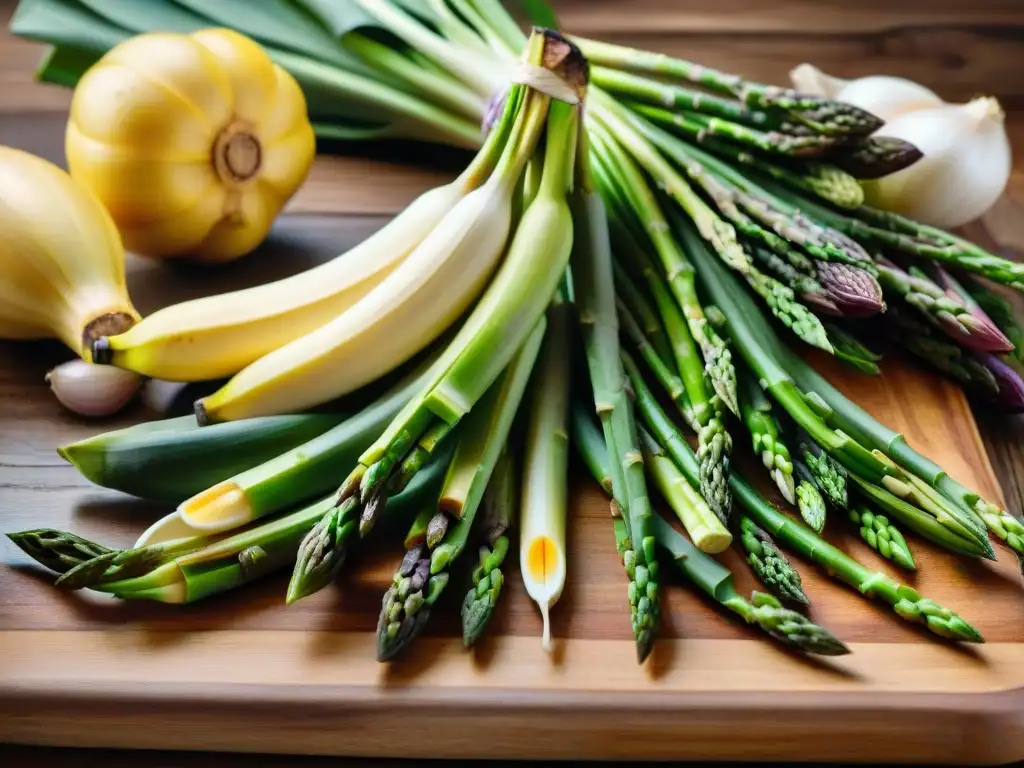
195 173 518 423
0 146 139 358
91 179 467 381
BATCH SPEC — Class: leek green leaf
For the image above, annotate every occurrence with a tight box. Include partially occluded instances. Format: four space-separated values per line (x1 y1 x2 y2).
173 0 364 71
77 0 207 34
11 0 131 53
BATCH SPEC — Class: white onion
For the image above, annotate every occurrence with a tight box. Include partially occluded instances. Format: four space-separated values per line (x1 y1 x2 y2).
863 97 1012 229
45 359 143 417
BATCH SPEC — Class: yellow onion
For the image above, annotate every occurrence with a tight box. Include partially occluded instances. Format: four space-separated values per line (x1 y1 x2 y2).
66 28 315 263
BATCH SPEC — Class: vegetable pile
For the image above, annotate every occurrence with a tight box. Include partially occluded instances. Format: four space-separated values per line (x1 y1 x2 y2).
4 0 1023 666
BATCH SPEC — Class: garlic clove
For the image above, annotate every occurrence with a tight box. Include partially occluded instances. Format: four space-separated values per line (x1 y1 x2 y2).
790 64 944 124
45 359 143 417
864 96 1012 229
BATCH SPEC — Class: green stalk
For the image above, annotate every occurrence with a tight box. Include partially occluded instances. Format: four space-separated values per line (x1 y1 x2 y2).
571 128 660 664
687 225 995 558
612 260 673 364
571 405 845 655
616 297 693 425
377 321 545 661
639 428 732 554
461 448 516 647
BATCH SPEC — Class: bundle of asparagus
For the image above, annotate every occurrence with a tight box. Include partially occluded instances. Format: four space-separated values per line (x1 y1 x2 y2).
9 0 1021 670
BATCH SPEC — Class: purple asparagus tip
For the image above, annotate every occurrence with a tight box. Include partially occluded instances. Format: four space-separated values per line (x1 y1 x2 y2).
958 314 1015 353
975 352 1024 412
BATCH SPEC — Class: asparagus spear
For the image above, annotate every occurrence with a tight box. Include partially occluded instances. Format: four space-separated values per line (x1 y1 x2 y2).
461 448 515 648
738 516 810 607
378 322 545 661
575 37 883 137
849 504 916 571
689 230 995 559
749 246 842 317
888 305 1001 397
828 136 923 180
876 259 1013 352
575 406 844 654
7 529 116 575
628 99 838 158
654 515 848 655
736 359 796 504
572 129 660 663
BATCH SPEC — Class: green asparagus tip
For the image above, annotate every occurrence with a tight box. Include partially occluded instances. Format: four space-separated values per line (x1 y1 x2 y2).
285 505 348 604
461 589 496 648
635 628 655 664
749 592 850 656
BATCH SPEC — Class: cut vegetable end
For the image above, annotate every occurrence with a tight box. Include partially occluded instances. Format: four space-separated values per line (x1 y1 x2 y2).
692 528 734 555
526 536 563 586
178 482 252 532
134 511 203 548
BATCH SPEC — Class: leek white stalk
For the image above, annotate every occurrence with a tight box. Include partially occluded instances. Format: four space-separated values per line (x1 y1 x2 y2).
864 97 1012 228
519 298 572 652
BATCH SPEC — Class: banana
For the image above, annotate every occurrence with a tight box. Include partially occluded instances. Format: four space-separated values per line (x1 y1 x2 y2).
195 173 518 422
0 147 140 358
91 177 470 381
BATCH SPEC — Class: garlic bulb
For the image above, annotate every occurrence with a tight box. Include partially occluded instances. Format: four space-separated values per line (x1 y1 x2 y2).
46 359 143 417
863 97 1012 229
790 64 944 123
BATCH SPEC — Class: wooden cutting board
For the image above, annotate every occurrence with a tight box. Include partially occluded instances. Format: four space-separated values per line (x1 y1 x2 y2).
0 216 1022 764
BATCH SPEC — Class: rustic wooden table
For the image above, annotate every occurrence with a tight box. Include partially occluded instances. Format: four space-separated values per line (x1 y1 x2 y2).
2 1 1023 765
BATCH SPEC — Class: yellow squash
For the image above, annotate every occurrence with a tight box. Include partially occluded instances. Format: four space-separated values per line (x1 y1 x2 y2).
65 28 315 263
0 146 139 358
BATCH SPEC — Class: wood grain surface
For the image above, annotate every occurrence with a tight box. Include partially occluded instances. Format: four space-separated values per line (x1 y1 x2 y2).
1 0 1023 764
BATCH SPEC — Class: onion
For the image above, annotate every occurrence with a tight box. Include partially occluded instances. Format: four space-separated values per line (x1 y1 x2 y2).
862 97 1012 229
